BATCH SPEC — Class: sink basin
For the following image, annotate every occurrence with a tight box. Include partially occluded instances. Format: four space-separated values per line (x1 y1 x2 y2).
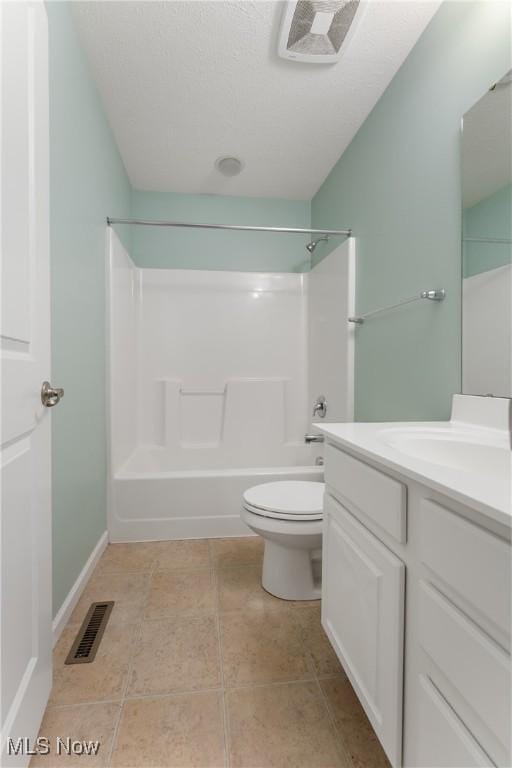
379 428 511 476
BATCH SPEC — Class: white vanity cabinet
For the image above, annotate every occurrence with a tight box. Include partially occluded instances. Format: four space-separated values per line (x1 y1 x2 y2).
321 439 511 768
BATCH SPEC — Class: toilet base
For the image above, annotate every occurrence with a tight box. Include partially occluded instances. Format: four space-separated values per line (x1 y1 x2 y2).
241 505 323 602
262 539 321 601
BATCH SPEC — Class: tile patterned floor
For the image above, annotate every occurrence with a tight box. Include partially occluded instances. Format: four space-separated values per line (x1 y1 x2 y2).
33 537 390 768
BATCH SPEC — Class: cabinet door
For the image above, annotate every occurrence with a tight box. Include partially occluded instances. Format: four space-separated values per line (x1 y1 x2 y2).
322 493 405 767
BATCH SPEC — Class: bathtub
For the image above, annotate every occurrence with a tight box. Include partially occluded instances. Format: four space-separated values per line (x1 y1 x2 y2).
109 445 323 542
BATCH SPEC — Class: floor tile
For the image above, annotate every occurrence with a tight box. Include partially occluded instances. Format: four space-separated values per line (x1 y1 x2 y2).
216 566 288 613
152 539 211 571
69 572 150 627
128 616 221 696
210 537 264 569
296 606 343 676
320 676 390 768
111 692 225 768
30 702 120 767
227 683 343 768
94 543 159 575
220 610 311 686
50 623 135 706
145 568 215 619
37 538 385 768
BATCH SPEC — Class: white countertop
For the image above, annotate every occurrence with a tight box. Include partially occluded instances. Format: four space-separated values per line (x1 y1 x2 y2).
315 421 512 529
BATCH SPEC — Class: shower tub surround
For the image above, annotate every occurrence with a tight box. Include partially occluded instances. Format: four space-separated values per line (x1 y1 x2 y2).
107 230 354 541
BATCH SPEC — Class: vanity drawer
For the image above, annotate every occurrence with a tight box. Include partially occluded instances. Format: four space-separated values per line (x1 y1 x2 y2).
324 443 407 543
414 675 493 768
420 499 511 645
419 581 511 762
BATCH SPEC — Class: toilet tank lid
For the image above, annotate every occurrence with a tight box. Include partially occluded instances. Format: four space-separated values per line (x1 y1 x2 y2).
243 481 325 515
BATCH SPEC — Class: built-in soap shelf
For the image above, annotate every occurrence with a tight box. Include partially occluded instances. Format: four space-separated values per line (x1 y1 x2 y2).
158 378 291 450
179 388 226 396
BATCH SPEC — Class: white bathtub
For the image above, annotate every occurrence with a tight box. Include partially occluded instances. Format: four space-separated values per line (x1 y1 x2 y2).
109 445 323 542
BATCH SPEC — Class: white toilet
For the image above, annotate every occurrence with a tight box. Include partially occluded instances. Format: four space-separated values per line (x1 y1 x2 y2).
241 480 325 600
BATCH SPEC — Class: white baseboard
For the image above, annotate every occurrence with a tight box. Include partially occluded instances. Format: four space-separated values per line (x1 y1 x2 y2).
52 531 109 646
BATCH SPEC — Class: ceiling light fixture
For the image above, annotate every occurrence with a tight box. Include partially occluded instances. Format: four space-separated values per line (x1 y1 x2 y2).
215 156 243 177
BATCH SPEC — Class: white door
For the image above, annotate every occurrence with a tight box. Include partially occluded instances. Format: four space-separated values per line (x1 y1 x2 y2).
1 2 55 765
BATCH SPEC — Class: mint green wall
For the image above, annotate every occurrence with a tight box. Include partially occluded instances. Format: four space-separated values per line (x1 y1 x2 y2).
463 184 512 277
47 2 131 617
312 1 511 422
128 190 311 272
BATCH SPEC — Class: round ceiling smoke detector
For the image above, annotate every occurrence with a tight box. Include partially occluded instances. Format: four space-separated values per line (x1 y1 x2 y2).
215 156 243 177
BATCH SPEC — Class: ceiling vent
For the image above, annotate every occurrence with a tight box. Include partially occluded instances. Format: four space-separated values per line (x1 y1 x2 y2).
278 1 362 64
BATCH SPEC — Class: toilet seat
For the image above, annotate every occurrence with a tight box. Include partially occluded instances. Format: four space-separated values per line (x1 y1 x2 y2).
242 481 324 522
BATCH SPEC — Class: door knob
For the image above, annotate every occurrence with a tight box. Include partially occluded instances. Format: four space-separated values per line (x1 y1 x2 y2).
41 381 64 407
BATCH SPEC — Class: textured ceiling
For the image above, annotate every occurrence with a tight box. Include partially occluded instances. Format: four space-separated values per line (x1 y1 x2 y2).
72 0 440 200
462 78 512 209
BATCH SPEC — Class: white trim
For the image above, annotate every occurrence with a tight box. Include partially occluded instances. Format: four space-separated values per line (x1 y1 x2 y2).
105 228 114 556
346 236 356 422
52 531 109 646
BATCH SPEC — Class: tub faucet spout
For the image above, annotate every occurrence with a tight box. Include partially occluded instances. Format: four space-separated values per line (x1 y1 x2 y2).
304 433 324 444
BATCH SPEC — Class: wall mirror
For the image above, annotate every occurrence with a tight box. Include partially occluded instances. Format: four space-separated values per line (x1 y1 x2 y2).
461 70 512 398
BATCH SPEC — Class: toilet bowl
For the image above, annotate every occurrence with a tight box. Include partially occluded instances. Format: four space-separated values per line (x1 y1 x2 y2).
241 480 325 600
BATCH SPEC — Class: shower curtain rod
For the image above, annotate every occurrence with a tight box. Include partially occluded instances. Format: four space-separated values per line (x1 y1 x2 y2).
106 217 352 237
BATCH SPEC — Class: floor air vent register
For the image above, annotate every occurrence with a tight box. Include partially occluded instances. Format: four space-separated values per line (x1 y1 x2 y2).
65 601 114 664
